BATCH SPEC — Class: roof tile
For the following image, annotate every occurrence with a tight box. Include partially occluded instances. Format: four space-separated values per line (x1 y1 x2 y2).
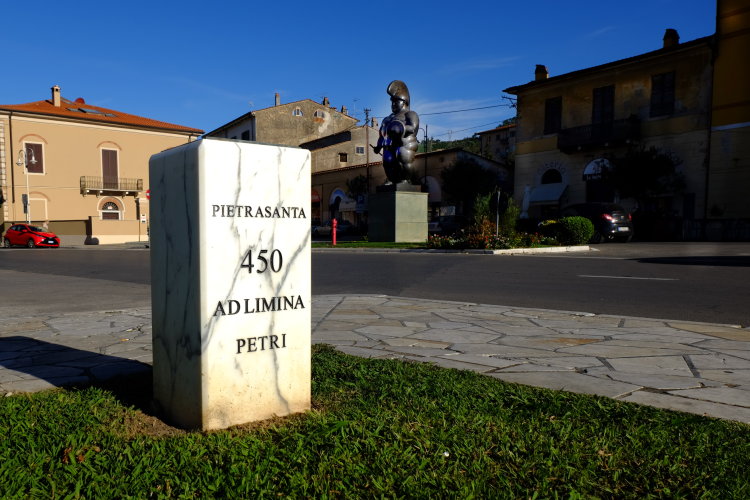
0 99 203 134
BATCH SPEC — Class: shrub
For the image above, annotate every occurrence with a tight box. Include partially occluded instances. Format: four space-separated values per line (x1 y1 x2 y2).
537 219 559 239
497 197 520 237
556 216 595 245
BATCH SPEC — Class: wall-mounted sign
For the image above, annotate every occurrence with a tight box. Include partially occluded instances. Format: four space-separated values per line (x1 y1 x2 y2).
583 158 610 181
311 189 320 203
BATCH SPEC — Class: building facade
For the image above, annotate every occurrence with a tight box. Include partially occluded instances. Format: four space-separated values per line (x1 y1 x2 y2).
311 148 510 224
707 0 750 219
477 123 516 164
505 31 714 221
299 123 380 174
0 86 202 244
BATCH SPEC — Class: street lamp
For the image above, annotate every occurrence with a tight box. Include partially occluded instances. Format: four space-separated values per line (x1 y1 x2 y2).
16 148 37 224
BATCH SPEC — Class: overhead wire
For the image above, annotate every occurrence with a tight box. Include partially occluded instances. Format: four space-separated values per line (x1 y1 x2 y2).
420 103 512 116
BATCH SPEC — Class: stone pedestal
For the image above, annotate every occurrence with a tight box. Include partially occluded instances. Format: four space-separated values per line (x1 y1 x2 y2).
368 190 428 242
149 138 311 431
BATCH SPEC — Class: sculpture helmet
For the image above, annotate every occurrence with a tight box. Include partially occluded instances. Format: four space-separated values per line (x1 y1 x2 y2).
387 80 410 107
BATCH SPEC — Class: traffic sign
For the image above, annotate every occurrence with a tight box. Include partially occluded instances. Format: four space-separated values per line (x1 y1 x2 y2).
147 189 150 200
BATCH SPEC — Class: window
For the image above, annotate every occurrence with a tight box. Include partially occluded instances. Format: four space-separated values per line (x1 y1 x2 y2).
592 85 615 124
292 108 303 116
339 153 348 162
544 97 562 135
241 130 250 141
509 131 515 137
24 143 44 174
541 169 562 184
355 146 365 154
101 201 120 220
495 134 501 141
651 71 675 117
102 149 118 179
314 110 325 118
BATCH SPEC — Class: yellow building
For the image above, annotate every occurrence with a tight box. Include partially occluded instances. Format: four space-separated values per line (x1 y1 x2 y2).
0 86 202 244
708 0 750 218
504 31 714 221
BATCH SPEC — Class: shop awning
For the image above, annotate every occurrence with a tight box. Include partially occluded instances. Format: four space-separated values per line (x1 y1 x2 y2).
529 183 567 203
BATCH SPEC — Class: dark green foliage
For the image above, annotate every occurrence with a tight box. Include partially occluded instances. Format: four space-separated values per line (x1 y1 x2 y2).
600 146 685 201
417 135 482 155
345 174 369 200
1 345 749 498
440 158 500 212
498 196 520 237
556 216 595 245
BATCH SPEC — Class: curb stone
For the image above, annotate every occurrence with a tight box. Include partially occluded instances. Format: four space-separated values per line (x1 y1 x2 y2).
312 245 590 255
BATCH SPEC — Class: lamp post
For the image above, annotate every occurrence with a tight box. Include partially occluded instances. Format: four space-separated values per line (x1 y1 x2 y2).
16 148 37 224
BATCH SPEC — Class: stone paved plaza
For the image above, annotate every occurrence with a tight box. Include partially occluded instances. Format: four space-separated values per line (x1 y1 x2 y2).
2 295 750 423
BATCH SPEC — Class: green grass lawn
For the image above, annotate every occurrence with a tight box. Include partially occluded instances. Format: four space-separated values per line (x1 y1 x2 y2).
312 241 428 249
2 344 749 499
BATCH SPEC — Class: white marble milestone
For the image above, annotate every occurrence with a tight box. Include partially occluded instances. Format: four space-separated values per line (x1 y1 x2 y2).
149 138 311 430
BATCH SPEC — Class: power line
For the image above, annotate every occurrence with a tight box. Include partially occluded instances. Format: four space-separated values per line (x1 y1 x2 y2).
420 103 511 116
430 121 503 138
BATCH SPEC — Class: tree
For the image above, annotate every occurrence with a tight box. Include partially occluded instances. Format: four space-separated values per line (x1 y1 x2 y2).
600 146 685 201
345 174 369 200
440 158 500 215
417 135 481 155
482 139 493 160
500 117 516 126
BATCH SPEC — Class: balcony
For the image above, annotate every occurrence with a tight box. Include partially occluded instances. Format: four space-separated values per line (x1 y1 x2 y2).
557 116 640 151
81 176 143 197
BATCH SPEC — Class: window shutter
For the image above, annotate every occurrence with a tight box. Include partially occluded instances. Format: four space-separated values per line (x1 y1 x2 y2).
651 72 675 117
662 72 675 115
27 144 44 174
603 85 615 123
592 85 615 124
102 149 110 176
544 97 562 135
102 150 118 178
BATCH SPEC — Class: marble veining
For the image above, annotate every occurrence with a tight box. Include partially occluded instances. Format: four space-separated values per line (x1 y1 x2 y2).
150 138 311 430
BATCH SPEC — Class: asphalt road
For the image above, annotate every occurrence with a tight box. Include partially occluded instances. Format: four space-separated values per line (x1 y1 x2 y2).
0 242 748 325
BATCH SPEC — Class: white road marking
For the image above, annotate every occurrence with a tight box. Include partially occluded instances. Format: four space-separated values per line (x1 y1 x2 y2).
579 275 679 281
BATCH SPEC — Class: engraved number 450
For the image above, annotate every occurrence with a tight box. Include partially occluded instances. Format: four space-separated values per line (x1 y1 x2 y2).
241 249 283 273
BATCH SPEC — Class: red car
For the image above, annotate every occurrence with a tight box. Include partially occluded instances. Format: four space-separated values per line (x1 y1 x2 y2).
3 224 60 248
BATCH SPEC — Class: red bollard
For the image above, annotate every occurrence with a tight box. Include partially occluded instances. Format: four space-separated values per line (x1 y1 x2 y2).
332 219 337 246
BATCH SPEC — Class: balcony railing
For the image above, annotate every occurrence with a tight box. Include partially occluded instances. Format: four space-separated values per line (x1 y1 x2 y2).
557 116 640 151
80 176 143 193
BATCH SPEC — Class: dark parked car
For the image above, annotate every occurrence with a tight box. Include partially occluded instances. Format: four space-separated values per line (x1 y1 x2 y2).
3 224 60 248
314 219 354 237
559 203 634 243
428 215 470 236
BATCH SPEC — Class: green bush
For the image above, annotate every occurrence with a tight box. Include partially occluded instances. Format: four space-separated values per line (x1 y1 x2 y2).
556 216 595 245
498 197 519 237
537 220 559 239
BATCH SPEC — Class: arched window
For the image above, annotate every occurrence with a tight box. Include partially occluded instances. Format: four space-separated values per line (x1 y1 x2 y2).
541 169 562 184
102 202 118 210
314 110 325 118
292 108 303 116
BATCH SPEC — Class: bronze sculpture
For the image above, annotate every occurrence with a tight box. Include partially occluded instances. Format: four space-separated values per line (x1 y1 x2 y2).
372 80 420 185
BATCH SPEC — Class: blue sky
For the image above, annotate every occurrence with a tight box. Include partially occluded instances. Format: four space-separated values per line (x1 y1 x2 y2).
2 0 716 140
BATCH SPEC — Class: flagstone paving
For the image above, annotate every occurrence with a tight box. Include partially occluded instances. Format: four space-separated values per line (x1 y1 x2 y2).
2 295 750 424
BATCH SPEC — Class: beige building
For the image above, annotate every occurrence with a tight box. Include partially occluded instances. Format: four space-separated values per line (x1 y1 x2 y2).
0 86 202 244
504 30 714 221
311 148 509 224
477 123 516 165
